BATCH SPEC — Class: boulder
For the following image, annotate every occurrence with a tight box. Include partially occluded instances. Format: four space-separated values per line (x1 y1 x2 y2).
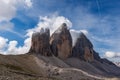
50 23 72 59
29 28 52 56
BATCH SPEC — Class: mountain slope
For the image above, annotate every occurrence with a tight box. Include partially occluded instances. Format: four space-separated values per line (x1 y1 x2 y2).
0 54 120 80
0 54 103 80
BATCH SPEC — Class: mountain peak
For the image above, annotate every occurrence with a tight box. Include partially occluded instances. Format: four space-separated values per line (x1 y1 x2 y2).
29 28 52 56
50 23 72 59
54 23 68 34
60 23 67 30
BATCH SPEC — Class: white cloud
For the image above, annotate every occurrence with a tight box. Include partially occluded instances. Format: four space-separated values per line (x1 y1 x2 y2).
70 30 81 46
27 14 72 36
105 51 120 58
25 0 32 7
0 0 33 32
105 51 115 58
0 36 8 49
0 0 16 22
0 37 30 55
7 40 18 54
80 30 88 35
6 38 31 55
70 29 89 46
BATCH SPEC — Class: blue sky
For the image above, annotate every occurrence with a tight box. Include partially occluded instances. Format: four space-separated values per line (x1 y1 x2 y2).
0 0 120 62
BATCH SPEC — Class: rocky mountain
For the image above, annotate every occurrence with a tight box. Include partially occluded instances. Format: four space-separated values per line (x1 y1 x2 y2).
50 23 72 59
0 23 120 80
72 33 94 62
29 28 52 56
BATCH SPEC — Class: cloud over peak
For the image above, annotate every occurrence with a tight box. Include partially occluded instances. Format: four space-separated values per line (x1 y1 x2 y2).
0 14 89 55
0 14 72 55
27 14 72 36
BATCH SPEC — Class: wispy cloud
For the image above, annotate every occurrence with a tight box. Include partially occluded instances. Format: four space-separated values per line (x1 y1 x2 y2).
0 21 24 38
7 30 24 38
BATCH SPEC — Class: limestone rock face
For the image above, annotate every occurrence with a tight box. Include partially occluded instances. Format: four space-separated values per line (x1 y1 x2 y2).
50 23 72 59
29 28 52 56
84 47 94 62
72 33 94 62
28 23 101 62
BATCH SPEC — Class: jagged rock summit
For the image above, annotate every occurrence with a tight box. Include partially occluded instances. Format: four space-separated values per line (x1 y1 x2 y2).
28 23 102 62
72 33 94 62
50 23 72 59
71 33 101 62
29 23 101 62
29 28 52 56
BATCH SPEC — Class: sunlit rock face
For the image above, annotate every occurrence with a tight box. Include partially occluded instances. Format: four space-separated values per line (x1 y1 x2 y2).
29 28 52 56
28 23 101 62
50 23 72 59
84 47 94 62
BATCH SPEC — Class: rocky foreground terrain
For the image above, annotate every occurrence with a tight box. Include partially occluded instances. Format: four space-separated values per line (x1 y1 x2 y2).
0 23 120 80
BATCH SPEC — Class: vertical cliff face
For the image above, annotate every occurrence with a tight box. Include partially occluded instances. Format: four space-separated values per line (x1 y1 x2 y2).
72 33 99 62
84 47 94 62
28 23 101 61
29 28 52 56
50 23 72 59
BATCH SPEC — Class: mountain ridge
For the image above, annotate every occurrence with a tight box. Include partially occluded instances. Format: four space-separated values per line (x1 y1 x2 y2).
0 23 120 80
